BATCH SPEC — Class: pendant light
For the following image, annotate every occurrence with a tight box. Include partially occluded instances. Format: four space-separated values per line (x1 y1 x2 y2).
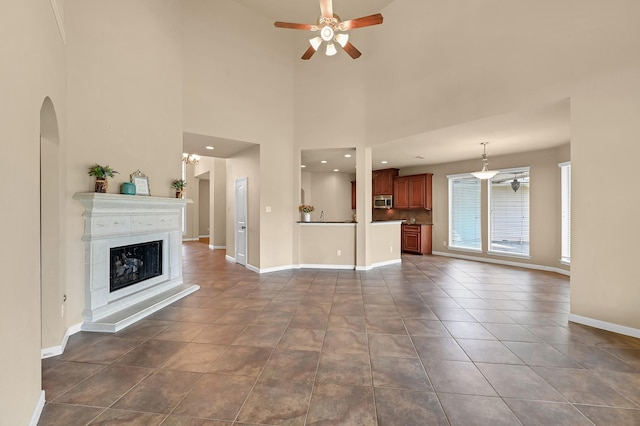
471 142 499 180
511 173 520 192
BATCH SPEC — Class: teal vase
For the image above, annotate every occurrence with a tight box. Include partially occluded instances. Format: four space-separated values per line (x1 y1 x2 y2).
121 182 136 195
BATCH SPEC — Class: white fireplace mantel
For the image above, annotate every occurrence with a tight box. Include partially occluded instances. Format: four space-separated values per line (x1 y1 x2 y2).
73 192 199 332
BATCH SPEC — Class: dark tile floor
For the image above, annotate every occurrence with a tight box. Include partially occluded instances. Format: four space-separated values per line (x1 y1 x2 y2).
39 241 640 425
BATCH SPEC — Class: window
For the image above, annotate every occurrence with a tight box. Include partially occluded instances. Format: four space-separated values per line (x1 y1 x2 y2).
488 168 530 256
448 175 481 251
559 161 571 263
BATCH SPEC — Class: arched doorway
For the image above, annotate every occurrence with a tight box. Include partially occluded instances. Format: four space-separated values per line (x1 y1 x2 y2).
40 97 63 351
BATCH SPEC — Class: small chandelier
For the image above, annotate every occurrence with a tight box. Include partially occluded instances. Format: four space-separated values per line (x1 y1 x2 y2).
471 142 499 180
511 173 520 192
182 153 200 165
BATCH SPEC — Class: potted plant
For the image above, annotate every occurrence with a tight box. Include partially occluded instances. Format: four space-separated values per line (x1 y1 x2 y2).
299 204 314 222
88 164 118 193
172 179 187 198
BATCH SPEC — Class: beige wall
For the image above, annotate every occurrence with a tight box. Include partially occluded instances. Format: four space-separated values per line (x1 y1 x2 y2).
402 145 570 271
183 0 295 270
302 171 356 222
0 0 67 422
571 69 640 330
226 146 261 267
199 179 210 236
212 158 228 248
370 223 402 265
64 0 184 336
299 225 356 266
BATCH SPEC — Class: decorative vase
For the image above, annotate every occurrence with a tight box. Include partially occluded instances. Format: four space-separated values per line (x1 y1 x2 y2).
121 182 136 195
304 212 311 222
95 178 108 193
176 189 184 199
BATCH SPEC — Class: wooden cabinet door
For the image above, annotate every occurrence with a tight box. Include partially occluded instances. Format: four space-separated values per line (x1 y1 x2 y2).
408 175 426 209
373 168 398 195
402 225 421 253
394 177 409 208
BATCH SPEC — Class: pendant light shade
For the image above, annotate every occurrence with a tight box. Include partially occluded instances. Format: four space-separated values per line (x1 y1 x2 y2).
511 174 520 192
326 42 337 56
471 142 499 180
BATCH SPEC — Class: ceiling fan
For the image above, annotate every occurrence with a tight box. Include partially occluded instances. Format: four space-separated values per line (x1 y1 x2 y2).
274 0 384 60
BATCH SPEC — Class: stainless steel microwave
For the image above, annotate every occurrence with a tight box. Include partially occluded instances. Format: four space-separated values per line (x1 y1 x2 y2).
374 195 393 209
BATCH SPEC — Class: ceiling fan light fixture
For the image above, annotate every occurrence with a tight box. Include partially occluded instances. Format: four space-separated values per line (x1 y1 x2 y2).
335 33 349 47
326 42 337 56
470 142 499 180
320 25 334 41
309 36 322 51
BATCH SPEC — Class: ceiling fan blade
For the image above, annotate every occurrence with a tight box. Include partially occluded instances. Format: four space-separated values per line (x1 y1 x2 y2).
301 46 317 60
342 41 362 59
274 21 314 30
341 13 384 30
319 0 333 19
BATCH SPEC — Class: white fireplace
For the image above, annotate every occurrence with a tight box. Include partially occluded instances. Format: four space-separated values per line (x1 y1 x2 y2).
74 192 199 332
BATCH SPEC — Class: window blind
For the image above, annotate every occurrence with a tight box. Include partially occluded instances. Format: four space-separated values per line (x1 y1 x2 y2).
449 176 481 250
489 170 530 255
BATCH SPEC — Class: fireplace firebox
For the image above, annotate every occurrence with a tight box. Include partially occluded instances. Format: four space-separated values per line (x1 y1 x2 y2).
110 240 163 292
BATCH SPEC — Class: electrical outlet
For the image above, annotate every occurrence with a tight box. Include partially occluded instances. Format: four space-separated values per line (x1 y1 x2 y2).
337 249 342 256
389 246 393 253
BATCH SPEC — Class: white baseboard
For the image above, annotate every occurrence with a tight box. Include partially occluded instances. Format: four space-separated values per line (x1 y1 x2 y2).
299 264 355 270
254 264 297 273
569 314 640 339
41 322 83 359
225 255 235 263
29 390 45 426
182 238 199 242
432 251 570 276
209 245 226 249
371 259 402 268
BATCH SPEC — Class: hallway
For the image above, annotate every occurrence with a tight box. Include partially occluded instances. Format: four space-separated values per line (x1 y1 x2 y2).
39 241 640 425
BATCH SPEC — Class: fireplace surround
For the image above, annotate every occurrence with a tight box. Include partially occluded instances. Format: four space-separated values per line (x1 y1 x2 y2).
74 192 199 332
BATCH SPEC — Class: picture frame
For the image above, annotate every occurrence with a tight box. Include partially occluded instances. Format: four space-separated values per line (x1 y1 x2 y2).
130 170 150 196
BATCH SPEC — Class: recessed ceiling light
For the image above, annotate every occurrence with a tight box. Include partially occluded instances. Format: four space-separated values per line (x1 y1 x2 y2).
205 146 214 150
381 160 388 164
321 160 327 164
301 165 306 168
333 169 339 172
344 154 351 158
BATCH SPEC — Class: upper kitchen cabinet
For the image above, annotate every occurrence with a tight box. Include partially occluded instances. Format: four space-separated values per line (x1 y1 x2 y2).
394 173 433 210
373 168 398 195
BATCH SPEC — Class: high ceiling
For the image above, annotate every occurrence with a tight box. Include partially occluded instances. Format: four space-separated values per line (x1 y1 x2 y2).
233 0 395 23
186 1 571 172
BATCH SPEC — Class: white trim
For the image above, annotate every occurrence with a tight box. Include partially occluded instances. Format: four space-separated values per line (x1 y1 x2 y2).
448 246 483 254
371 258 402 268
210 245 226 249
199 234 209 238
182 237 199 242
569 314 640 339
247 263 261 273
558 161 571 168
299 264 355 270
49 0 66 44
356 265 373 271
446 172 474 179
432 251 570 276
256 264 298 274
487 250 532 260
29 391 46 426
41 322 83 359
225 255 236 262
298 222 356 227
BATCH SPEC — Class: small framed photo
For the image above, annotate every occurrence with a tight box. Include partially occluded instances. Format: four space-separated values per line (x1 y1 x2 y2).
130 170 150 196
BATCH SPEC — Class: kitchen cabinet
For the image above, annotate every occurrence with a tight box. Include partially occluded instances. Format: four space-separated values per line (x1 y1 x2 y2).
393 173 432 210
373 168 398 195
401 224 432 255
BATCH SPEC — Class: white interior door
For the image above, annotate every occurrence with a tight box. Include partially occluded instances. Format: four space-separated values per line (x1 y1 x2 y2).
235 177 247 266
